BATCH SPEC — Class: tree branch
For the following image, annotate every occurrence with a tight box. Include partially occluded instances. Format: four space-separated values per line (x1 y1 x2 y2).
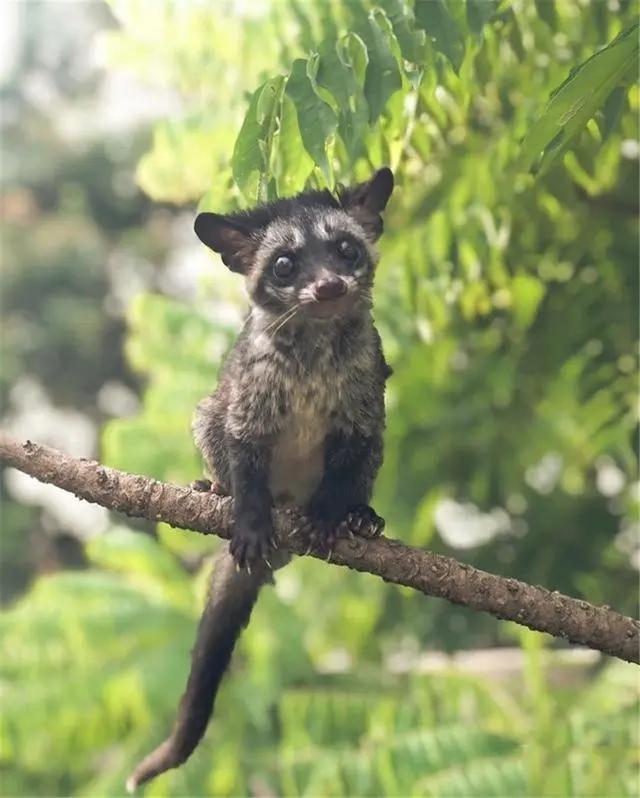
1 433 638 664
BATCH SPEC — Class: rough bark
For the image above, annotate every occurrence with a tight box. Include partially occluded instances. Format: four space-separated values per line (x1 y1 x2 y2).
1 432 638 664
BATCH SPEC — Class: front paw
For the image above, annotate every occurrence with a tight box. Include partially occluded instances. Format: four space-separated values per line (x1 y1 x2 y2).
338 505 385 539
290 503 385 558
289 512 337 555
230 523 274 571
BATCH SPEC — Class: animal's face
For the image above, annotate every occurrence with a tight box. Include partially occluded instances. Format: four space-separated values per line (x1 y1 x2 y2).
194 168 394 322
249 207 376 319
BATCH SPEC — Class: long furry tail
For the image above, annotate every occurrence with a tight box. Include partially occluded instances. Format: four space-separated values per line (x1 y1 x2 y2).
126 545 270 791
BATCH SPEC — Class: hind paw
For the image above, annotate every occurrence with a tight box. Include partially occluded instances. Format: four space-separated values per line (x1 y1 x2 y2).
190 478 227 495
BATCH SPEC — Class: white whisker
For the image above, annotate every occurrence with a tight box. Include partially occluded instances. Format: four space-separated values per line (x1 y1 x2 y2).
270 304 300 339
263 306 297 335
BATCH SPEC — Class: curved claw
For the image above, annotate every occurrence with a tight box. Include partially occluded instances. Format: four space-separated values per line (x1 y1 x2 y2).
344 505 385 539
230 523 276 571
335 520 355 540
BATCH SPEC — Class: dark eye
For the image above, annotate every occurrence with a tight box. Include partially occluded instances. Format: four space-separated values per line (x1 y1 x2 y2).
336 238 360 261
272 254 296 281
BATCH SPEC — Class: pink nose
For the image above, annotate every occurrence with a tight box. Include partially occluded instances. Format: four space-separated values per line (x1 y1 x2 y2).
313 277 347 301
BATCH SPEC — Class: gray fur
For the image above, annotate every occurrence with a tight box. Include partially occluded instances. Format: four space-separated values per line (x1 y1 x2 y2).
128 168 394 790
194 310 387 502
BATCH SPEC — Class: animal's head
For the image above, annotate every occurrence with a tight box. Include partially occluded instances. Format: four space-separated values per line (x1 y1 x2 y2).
194 168 394 321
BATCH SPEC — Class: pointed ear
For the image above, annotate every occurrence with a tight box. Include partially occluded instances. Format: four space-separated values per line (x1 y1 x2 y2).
340 167 394 241
194 213 256 274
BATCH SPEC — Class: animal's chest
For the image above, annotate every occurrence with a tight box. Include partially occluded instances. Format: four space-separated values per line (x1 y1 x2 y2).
269 378 338 508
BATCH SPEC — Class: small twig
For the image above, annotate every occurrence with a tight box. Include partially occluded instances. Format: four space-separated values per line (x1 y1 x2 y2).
1 432 638 665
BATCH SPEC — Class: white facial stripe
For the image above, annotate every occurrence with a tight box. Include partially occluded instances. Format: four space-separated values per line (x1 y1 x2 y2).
260 218 306 254
313 209 363 240
264 282 295 300
250 218 306 291
298 285 316 303
312 209 378 262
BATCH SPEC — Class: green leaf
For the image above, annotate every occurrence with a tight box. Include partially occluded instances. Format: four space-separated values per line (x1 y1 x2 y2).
534 0 557 30
511 273 545 330
379 0 425 63
231 86 264 198
415 0 465 72
363 10 403 123
598 85 627 141
466 0 498 35
317 37 363 109
275 94 314 196
343 29 369 85
317 36 370 161
506 8 525 62
520 24 639 175
232 77 284 201
285 58 338 183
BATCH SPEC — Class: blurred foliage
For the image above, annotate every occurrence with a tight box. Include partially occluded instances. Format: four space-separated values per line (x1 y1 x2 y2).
0 2 152 410
0 0 170 600
2 529 638 796
3 0 639 795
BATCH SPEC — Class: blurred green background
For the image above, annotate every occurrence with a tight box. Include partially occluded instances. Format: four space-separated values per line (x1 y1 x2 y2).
1 1 638 796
